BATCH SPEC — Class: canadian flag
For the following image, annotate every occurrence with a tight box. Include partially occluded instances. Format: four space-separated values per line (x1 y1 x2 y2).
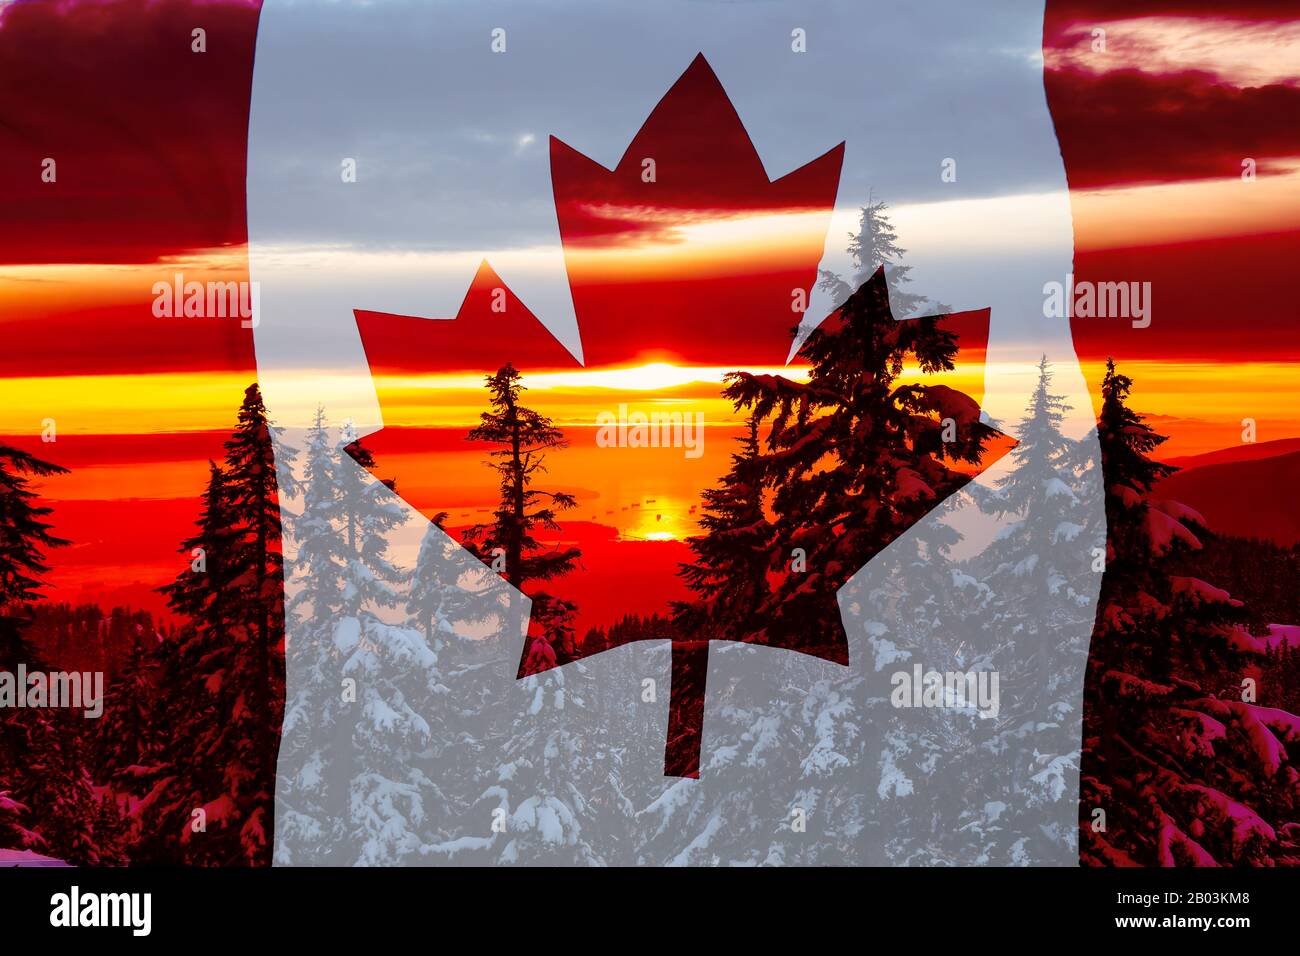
2 0 1293 871
239 0 1105 867
0 0 1106 866
241 0 1103 866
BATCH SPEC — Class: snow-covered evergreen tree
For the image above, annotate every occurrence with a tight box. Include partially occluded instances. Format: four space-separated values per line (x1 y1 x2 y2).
335 423 445 865
856 494 999 865
407 516 476 653
982 357 1099 616
636 640 839 865
93 639 161 785
0 619 115 864
278 409 445 865
1081 360 1300 866
642 199 1007 864
817 195 948 318
0 787 39 854
407 364 640 865
943 356 1102 863
724 265 999 657
476 663 605 865
276 408 350 863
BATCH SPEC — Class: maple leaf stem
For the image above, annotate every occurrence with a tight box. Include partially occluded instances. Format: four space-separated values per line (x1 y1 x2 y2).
664 639 710 778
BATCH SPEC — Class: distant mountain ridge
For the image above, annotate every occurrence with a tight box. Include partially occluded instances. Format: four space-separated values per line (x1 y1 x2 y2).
1154 445 1300 545
1163 437 1300 470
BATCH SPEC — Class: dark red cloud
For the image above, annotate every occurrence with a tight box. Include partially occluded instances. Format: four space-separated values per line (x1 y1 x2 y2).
550 54 843 368
0 0 261 265
1045 67 1300 189
0 0 261 609
358 55 846 372
0 0 260 374
1 301 256 376
1048 0 1297 21
1045 0 1300 375
1070 230 1300 364
551 54 843 248
0 430 230 468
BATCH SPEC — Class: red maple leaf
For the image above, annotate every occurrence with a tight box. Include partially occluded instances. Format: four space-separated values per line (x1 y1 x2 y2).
353 54 1011 778
550 53 843 366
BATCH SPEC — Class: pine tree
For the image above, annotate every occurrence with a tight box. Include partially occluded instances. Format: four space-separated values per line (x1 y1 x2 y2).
463 363 582 666
0 445 69 612
158 462 239 627
289 408 347 633
407 508 516 824
143 384 296 865
145 470 245 864
863 495 998 865
278 411 445 865
277 407 349 862
986 359 1078 554
93 639 161 784
647 207 1002 859
903 357 1105 866
979 358 1100 713
674 413 770 641
416 594 517 865
0 446 68 676
817 195 947 319
0 687 70 859
471 658 606 866
425 364 603 864
1081 360 1300 866
0 446 103 862
19 711 112 864
665 413 774 779
223 383 296 718
635 639 828 865
335 424 444 865
724 265 999 656
334 422 404 614
407 517 474 652
0 788 39 853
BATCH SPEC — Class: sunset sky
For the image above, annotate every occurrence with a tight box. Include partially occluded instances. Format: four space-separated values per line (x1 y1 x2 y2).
1 0 1296 624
